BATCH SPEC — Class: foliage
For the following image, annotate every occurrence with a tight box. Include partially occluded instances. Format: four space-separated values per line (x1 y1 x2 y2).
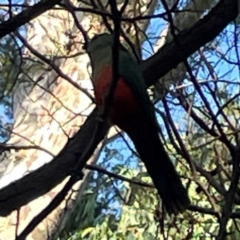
60 24 240 240
0 0 239 240
0 35 20 140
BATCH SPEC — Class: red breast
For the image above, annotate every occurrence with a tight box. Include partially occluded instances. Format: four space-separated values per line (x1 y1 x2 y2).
93 66 141 126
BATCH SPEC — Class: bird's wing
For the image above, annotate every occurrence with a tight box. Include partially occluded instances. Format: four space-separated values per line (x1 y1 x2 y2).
118 49 158 127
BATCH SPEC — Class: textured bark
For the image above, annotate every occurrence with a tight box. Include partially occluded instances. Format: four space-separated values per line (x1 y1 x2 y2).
0 0 61 38
0 0 158 239
0 3 95 239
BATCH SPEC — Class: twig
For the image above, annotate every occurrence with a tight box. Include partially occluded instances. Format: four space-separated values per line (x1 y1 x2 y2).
86 163 154 188
0 0 61 38
16 176 79 240
16 33 94 101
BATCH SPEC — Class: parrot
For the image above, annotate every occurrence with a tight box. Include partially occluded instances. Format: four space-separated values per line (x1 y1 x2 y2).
86 33 190 214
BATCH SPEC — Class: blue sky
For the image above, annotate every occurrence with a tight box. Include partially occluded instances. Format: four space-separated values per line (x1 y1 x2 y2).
0 0 240 230
94 6 240 218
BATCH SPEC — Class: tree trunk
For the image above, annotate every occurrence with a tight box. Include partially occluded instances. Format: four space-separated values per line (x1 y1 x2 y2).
0 0 158 239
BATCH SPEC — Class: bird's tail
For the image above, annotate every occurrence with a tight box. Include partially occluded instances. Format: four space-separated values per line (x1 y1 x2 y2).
126 122 190 214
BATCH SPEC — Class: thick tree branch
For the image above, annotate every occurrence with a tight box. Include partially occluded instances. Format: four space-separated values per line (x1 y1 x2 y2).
143 0 238 86
0 0 61 38
0 0 238 217
0 109 109 216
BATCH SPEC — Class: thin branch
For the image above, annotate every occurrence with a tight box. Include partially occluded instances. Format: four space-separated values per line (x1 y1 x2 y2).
0 0 61 38
216 149 240 240
161 0 234 153
63 0 88 43
162 98 196 173
86 164 153 188
0 0 237 216
16 176 79 240
103 0 121 121
16 33 94 101
0 143 54 157
143 0 238 86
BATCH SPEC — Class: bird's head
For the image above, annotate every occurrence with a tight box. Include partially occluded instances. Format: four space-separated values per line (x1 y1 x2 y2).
85 33 114 54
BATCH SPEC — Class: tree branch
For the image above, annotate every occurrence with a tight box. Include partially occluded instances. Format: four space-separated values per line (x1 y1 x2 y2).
0 0 238 217
143 0 238 86
0 109 110 216
0 0 61 38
